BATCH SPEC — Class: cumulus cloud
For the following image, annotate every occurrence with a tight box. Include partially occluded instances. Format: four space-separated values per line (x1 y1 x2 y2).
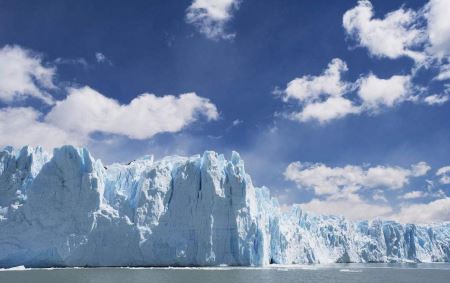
45 86 219 140
281 58 361 123
0 44 220 151
372 190 387 202
0 107 83 149
436 166 450 184
284 161 429 196
425 0 450 59
392 197 450 224
344 0 450 62
0 45 56 104
186 0 240 40
284 58 350 103
285 158 446 222
424 94 449 105
342 0 450 95
55 57 88 68
232 119 242 126
358 74 412 110
95 52 112 65
279 56 448 123
300 194 393 221
301 195 449 223
435 63 450 81
401 190 426 200
0 87 219 150
294 97 359 123
411 161 432 177
343 0 425 61
279 0 450 124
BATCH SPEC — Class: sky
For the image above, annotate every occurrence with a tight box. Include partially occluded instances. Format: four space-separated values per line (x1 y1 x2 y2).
0 0 449 223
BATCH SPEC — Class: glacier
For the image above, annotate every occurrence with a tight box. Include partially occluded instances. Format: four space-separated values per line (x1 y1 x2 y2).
0 145 449 267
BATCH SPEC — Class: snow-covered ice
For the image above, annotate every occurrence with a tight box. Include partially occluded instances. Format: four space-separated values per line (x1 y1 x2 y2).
0 145 448 267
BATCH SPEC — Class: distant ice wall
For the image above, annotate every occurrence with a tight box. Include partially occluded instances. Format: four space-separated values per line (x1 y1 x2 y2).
0 146 448 267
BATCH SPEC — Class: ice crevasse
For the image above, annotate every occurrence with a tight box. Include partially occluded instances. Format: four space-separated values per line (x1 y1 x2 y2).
0 145 449 267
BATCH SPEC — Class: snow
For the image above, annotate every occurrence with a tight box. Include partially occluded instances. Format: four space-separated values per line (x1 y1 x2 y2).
0 145 448 267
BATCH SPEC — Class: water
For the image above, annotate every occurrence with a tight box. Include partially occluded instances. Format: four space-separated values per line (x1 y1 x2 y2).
1 263 450 283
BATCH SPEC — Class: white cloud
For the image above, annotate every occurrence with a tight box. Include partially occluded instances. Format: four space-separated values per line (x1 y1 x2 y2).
280 58 431 123
284 161 428 196
401 190 426 200
232 119 242 126
436 166 450 184
95 52 111 65
284 58 350 102
343 0 425 61
358 74 412 110
280 0 450 124
55 57 88 68
95 52 106 63
435 62 450 81
294 97 359 123
0 44 220 150
411 161 431 177
282 58 360 123
392 197 450 224
301 194 449 223
425 0 450 59
343 0 450 62
424 94 449 105
0 107 83 149
0 45 55 104
45 86 219 140
300 194 393 220
289 158 444 223
372 190 387 202
186 0 240 40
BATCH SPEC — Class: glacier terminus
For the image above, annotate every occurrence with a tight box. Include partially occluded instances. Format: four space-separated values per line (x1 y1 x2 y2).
0 145 449 267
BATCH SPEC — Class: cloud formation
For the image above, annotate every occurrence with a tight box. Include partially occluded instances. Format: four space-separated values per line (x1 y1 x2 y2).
0 45 219 150
358 74 412 110
0 107 83 149
46 86 218 140
300 194 393 221
343 0 425 61
425 0 450 59
186 0 240 40
401 190 426 200
436 166 450 184
424 94 449 105
393 197 450 224
284 161 429 196
284 159 450 223
280 58 422 123
280 0 450 124
281 58 360 123
95 52 112 65
284 58 350 103
0 45 56 104
343 0 450 72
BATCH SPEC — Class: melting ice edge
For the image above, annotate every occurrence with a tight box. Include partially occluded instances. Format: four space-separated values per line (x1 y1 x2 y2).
0 145 449 267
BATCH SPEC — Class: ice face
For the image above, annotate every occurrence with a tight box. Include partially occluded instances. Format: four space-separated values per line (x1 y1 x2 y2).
0 145 448 267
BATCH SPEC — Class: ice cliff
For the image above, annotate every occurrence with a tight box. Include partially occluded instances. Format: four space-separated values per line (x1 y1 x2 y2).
0 145 449 267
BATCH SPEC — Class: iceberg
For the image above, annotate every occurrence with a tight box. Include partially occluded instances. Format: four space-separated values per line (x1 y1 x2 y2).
0 145 448 267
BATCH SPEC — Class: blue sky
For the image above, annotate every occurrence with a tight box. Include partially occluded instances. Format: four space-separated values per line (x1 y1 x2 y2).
0 0 449 222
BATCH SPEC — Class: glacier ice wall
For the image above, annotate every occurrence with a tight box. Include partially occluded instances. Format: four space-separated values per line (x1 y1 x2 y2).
0 145 449 267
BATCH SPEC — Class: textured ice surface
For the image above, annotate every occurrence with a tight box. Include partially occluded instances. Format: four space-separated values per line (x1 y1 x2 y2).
0 146 449 267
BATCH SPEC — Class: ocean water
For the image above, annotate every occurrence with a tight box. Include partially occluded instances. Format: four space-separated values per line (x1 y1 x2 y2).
1 263 449 283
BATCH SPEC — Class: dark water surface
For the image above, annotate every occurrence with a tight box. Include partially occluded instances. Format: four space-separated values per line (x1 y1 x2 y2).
1 263 449 283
